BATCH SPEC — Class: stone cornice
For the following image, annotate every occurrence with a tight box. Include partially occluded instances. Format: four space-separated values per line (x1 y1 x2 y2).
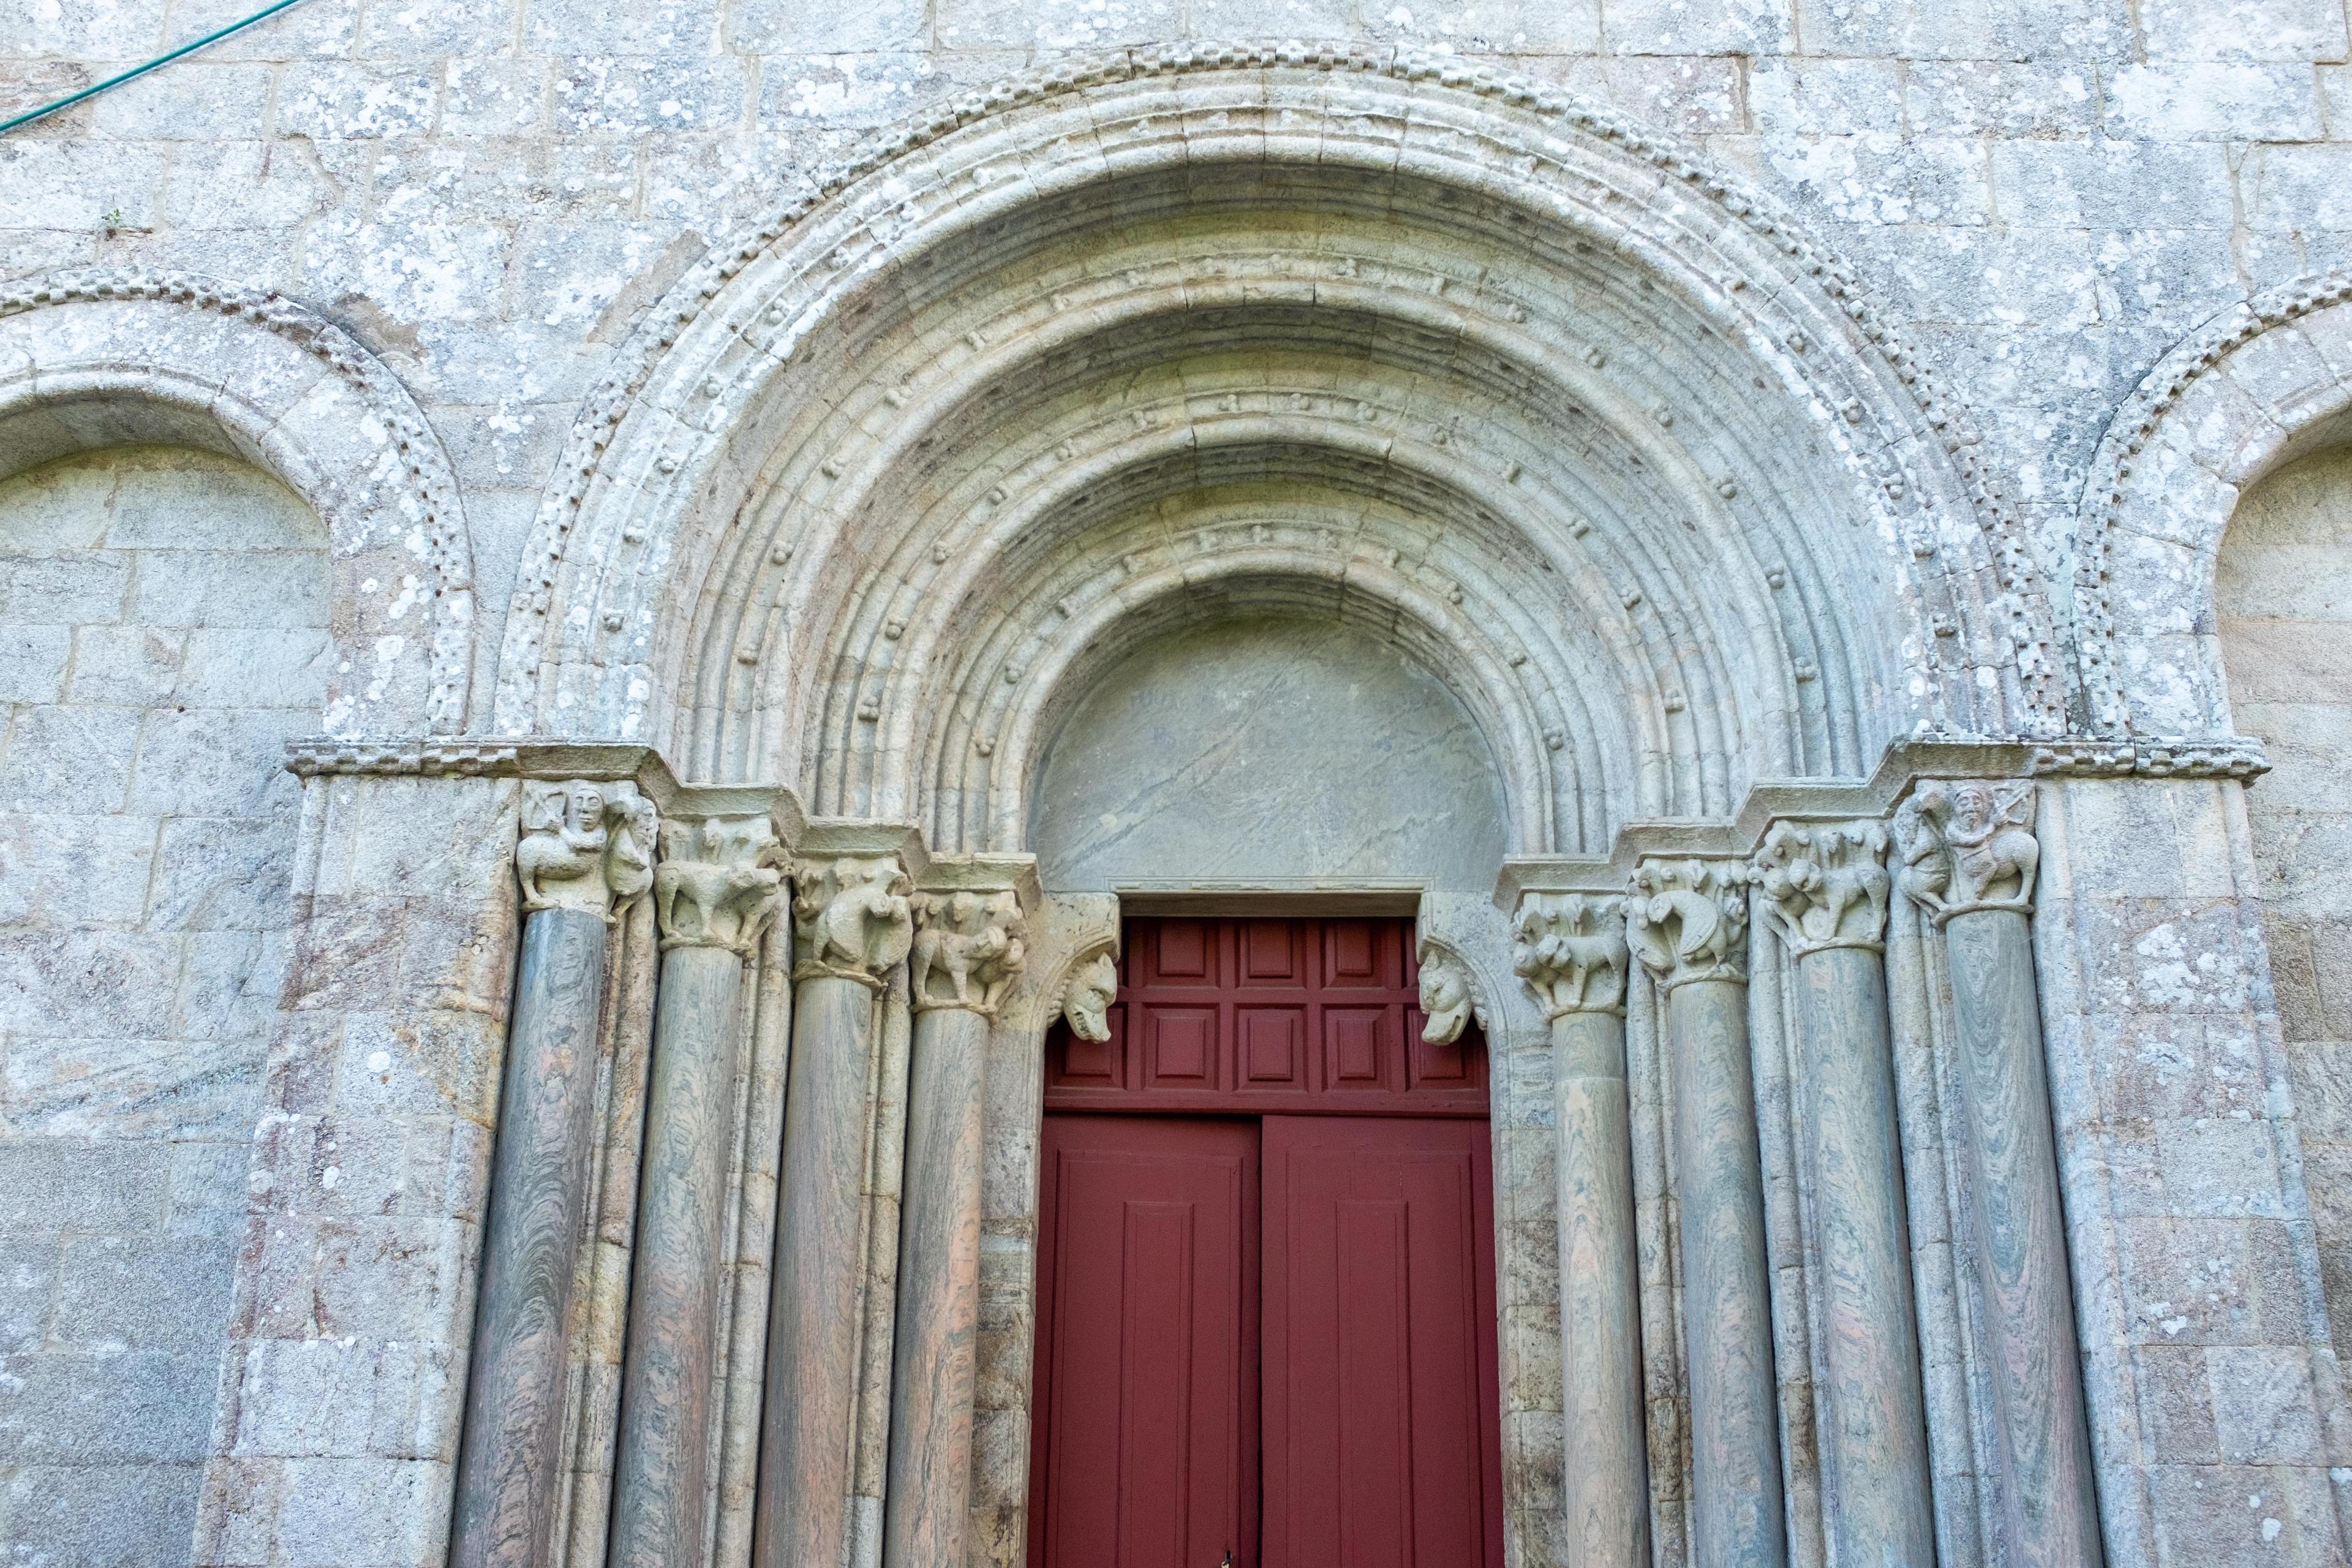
284 737 809 840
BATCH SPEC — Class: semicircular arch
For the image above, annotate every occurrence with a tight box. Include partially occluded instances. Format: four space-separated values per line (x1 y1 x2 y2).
498 48 2060 848
0 268 477 736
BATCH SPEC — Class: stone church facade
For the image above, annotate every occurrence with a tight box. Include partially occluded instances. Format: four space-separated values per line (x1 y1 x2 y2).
4 5 2352 1567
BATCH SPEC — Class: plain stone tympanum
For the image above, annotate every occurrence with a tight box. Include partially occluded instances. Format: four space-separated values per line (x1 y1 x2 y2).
3 9 2352 1568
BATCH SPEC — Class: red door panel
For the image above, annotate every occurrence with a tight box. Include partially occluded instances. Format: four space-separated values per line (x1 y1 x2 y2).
1261 1116 1504 1568
1028 1115 1259 1568
1047 918 1487 1117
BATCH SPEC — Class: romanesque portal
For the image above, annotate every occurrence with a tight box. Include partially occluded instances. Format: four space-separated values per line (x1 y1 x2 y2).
4 42 2350 1568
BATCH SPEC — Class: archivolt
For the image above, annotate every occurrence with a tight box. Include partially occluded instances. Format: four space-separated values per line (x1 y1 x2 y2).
0 267 477 734
2075 270 2352 738
498 47 2062 849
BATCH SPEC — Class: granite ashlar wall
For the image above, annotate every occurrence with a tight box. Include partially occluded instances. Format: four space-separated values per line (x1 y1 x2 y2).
0 446 326 1562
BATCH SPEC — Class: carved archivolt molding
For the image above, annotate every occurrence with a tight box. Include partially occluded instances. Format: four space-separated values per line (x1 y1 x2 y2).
0 268 476 736
790 854 916 990
654 813 785 954
2075 270 2352 737
909 889 1028 1017
1752 820 1892 959
517 779 657 919
1627 859 1752 991
1894 780 2041 925
497 50 2063 848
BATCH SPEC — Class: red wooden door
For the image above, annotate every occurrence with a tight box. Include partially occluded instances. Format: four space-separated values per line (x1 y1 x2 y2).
1028 1115 1260 1568
1029 919 1501 1568
1261 1116 1503 1568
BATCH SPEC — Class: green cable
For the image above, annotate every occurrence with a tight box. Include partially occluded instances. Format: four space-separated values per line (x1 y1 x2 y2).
0 0 313 138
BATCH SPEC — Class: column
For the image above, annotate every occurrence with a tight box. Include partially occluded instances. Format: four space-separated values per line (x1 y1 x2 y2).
752 842 916 1568
454 780 656 1568
1629 856 1786 1568
1752 820 1934 1568
1510 892 1649 1568
1896 782 2103 1568
883 871 1034 1568
609 811 786 1568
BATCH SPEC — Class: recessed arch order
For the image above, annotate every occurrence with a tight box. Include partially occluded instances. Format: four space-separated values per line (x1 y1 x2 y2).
496 45 2064 854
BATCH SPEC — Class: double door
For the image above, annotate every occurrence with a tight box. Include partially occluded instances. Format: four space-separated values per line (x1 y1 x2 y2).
1026 1112 1503 1568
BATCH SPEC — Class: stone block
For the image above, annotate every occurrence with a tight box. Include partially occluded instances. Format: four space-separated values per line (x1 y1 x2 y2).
5 1028 265 1142
2246 143 2352 233
175 628 331 710
0 810 155 925
0 1460 205 1566
1749 57 1904 133
126 706 305 819
175 929 285 1039
549 55 750 136
0 1348 219 1463
89 61 275 141
1762 132 1989 227
0 548 127 624
69 622 187 706
0 929 181 1041
1354 0 1595 50
0 1140 170 1237
0 704 143 812
129 550 328 633
151 818 297 933
0 623 71 703
729 0 930 50
51 1232 236 1353
275 61 439 140
439 58 549 137
333 1009 504 1123
2141 0 2350 59
2105 61 2325 140
1792 0 2130 57
1906 61 2098 136
0 1235 57 1354
2207 1346 2328 1463
1536 54 1743 135
272 1455 453 1567
1992 140 2237 231
2116 1216 2312 1348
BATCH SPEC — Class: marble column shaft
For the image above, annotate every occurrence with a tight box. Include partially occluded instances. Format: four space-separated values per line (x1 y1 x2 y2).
610 813 783 1568
1512 892 1649 1568
1755 821 1935 1568
884 881 1028 1568
753 850 915 1568
1630 858 1786 1568
1898 781 2102 1568
454 780 654 1568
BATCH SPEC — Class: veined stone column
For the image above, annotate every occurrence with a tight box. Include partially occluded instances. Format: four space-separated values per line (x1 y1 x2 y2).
609 810 787 1568
454 780 655 1568
1629 856 1785 1568
753 836 917 1568
1510 892 1649 1568
1896 782 2102 1568
1752 820 1934 1568
883 864 1036 1568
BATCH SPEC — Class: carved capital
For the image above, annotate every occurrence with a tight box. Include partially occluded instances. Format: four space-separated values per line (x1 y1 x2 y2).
1512 893 1629 1019
1627 858 1751 991
1059 949 1120 1041
654 813 784 954
1416 940 1483 1044
790 853 915 990
1752 819 1891 958
910 889 1028 1017
516 778 656 920
1894 779 2040 927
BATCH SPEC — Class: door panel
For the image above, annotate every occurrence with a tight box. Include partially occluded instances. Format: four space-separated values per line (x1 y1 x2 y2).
1028 1115 1259 1568
1261 1116 1503 1568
